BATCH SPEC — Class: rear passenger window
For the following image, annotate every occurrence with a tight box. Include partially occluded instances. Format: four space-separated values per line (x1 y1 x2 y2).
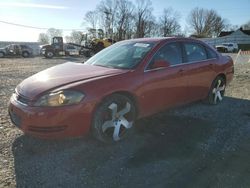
206 47 217 59
151 42 182 67
184 43 207 62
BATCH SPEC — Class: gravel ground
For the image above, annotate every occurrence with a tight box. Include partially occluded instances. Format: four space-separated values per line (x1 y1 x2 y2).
0 55 250 188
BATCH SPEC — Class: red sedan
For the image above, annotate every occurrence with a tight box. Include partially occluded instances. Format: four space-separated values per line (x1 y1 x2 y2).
8 37 234 142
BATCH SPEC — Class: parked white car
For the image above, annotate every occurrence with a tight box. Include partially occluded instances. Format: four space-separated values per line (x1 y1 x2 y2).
215 43 238 53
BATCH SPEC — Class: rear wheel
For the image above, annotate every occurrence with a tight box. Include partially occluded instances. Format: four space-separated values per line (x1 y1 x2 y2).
207 76 226 105
22 51 30 58
92 94 136 143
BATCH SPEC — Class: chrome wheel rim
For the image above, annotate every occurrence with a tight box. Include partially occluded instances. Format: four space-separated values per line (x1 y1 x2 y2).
212 79 225 104
101 102 133 141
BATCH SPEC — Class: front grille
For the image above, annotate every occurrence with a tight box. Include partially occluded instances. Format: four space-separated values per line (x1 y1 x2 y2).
28 125 67 133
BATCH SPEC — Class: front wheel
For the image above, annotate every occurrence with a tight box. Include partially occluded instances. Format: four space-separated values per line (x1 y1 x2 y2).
45 51 54 58
92 94 136 143
0 52 4 58
207 77 226 105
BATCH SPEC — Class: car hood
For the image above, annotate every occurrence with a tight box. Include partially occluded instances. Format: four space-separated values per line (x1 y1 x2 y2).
40 44 51 49
0 48 6 51
16 62 129 100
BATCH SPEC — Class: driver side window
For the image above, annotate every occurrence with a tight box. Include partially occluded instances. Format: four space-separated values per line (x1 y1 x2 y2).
148 42 182 69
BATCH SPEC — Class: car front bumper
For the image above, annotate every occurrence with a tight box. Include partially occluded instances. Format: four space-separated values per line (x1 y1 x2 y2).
8 95 94 139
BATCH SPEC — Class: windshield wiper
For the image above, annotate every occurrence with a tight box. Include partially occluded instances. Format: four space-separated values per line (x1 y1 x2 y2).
94 64 116 69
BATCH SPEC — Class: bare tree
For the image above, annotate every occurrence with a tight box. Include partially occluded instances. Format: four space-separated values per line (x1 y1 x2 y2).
228 24 239 31
134 0 154 38
115 0 134 40
145 19 157 37
87 28 97 38
65 31 84 44
38 29 62 44
159 8 181 37
82 0 183 39
97 0 118 38
213 16 227 36
38 33 49 44
188 8 206 37
187 7 226 37
84 11 98 29
242 20 250 30
46 28 63 42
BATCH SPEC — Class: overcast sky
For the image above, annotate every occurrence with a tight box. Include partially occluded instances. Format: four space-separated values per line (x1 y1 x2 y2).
0 0 249 42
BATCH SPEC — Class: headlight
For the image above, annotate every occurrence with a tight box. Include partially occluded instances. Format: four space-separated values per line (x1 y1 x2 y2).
34 90 85 107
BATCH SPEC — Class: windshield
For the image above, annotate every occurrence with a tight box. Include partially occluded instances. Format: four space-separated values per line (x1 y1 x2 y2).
5 45 12 50
85 40 156 69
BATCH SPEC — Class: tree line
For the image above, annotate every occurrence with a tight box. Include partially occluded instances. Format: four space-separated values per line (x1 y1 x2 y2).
84 0 181 40
38 0 250 44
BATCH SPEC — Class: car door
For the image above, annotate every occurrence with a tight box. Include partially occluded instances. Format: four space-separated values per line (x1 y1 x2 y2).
7 45 14 55
182 42 217 102
15 45 22 55
52 37 63 53
140 42 189 117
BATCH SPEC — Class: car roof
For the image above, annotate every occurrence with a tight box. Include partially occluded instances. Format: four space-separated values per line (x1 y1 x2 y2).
123 37 203 43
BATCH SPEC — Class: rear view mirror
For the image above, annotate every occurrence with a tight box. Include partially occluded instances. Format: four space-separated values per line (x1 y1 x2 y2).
152 59 170 69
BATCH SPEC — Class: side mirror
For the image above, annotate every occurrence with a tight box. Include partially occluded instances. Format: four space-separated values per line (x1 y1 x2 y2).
152 59 170 69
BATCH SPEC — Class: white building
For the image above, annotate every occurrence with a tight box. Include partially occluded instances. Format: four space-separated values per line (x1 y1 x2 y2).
199 28 250 50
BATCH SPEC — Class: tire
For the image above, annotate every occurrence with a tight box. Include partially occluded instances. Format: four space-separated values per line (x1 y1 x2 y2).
22 51 30 58
207 76 226 105
0 52 4 58
45 51 54 58
92 94 136 143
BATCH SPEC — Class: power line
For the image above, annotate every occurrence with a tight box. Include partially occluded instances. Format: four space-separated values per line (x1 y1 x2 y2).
0 20 85 31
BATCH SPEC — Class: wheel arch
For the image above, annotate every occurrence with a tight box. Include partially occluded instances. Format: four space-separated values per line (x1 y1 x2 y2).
0 51 5 57
22 50 30 56
215 73 226 85
94 90 139 119
112 91 139 117
22 50 29 53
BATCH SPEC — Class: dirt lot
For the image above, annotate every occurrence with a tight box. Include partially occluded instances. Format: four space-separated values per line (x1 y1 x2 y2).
0 55 250 188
